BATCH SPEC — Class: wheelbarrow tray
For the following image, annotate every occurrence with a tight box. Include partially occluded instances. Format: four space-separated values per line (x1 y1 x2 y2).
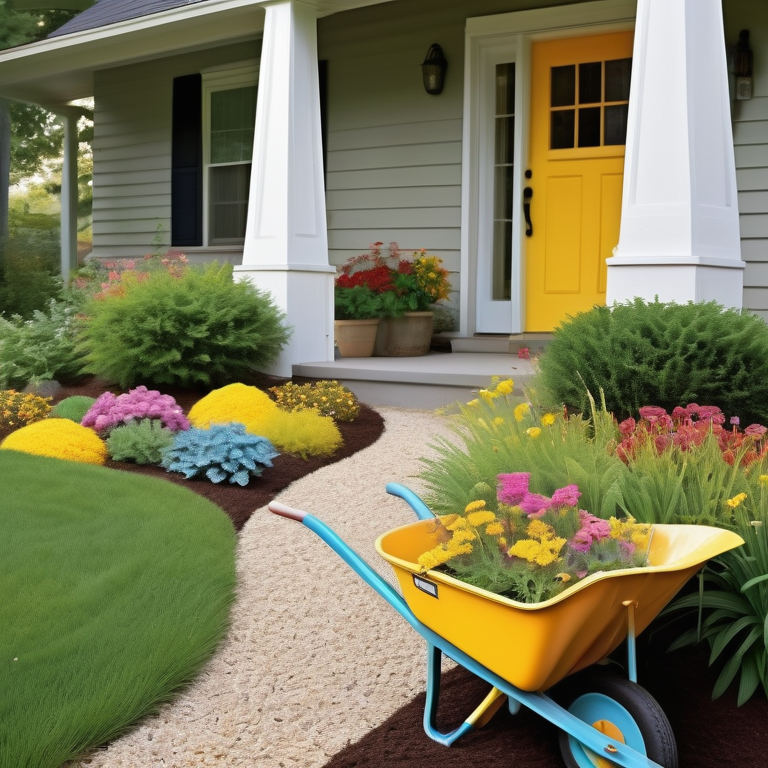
376 520 743 692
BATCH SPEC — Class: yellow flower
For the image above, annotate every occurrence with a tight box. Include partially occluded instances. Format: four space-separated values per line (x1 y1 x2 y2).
485 522 504 536
726 493 748 509
514 402 530 422
467 399 479 407
452 528 477 543
541 413 556 427
447 541 473 557
467 510 497 527
760 475 768 486
445 515 469 531
494 379 515 395
508 539 539 560
555 573 571 583
493 417 504 426
526 519 555 540
498 537 507 547
534 549 560 567
526 427 542 439
464 500 487 513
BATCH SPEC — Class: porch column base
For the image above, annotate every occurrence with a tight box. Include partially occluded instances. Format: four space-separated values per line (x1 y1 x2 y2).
233 265 335 378
605 258 745 309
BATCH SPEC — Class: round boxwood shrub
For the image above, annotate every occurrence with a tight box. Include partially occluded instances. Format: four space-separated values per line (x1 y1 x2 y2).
78 262 292 389
537 298 768 425
50 395 96 423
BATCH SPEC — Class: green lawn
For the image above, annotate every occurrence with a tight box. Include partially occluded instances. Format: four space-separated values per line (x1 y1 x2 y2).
0 450 237 768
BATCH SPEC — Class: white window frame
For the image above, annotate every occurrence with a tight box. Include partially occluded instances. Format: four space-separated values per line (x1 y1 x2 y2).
202 62 259 247
459 0 637 335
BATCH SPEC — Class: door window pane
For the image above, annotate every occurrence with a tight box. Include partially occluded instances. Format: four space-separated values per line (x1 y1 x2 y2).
551 65 575 107
579 62 602 104
605 58 632 101
210 86 257 164
578 107 601 147
604 104 629 145
551 109 575 149
209 164 251 244
496 62 515 116
495 116 515 165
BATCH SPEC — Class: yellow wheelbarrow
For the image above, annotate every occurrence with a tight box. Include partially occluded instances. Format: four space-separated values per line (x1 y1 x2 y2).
269 483 743 768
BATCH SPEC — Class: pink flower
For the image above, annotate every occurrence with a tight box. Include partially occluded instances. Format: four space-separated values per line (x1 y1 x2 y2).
520 493 552 517
517 347 530 360
745 424 768 438
654 434 672 453
551 484 581 508
671 407 689 421
497 472 530 505
638 406 668 421
618 417 636 437
730 416 740 426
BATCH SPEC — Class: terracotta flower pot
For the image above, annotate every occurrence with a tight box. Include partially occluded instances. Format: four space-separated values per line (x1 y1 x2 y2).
374 311 434 357
334 318 381 358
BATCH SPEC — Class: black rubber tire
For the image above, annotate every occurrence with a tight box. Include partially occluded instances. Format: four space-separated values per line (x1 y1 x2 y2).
555 669 678 768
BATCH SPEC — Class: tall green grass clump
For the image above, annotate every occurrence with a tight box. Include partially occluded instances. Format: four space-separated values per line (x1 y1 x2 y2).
537 299 768 425
78 262 291 388
0 450 236 768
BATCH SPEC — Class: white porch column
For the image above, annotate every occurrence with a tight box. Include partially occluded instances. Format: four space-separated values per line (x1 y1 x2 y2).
59 108 79 283
606 0 745 307
235 0 334 377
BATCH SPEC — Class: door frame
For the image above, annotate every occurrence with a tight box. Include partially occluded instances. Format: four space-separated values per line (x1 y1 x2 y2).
459 0 636 336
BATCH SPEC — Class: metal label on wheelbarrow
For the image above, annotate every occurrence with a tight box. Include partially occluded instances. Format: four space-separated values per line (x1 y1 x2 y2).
413 575 439 598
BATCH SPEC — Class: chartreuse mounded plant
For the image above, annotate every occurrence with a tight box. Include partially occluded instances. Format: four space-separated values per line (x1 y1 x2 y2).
50 395 96 423
106 419 176 465
78 262 291 388
81 386 189 434
537 299 768 425
189 383 344 459
0 390 51 431
1 450 235 768
162 423 279 485
0 298 86 389
269 380 360 421
1 418 108 465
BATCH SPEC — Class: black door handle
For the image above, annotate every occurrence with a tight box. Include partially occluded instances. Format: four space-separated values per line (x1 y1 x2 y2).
523 186 533 237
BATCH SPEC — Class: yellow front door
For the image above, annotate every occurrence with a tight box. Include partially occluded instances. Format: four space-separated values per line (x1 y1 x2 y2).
525 31 634 331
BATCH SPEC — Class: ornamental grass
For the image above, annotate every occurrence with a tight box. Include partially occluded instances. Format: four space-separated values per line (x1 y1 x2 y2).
1 418 108 465
0 450 236 768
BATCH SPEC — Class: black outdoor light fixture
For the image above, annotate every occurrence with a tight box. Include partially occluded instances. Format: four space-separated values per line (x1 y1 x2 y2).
422 43 447 95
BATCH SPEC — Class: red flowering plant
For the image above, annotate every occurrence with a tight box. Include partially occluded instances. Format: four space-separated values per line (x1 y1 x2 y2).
615 403 768 468
334 241 451 320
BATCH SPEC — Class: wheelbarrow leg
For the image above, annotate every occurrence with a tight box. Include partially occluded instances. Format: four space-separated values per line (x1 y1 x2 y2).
423 643 508 746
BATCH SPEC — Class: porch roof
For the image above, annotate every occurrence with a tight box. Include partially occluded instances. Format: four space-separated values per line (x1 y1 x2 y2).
0 0 397 108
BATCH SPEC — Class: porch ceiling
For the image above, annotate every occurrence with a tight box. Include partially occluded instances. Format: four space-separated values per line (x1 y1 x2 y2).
0 0 401 108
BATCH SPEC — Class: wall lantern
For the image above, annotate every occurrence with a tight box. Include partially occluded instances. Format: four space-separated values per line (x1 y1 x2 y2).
421 43 447 95
733 29 753 100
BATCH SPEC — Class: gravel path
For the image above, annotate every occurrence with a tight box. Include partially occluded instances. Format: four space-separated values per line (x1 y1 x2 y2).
73 407 457 768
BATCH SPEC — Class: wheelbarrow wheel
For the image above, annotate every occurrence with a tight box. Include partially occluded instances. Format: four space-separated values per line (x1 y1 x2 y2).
556 670 678 768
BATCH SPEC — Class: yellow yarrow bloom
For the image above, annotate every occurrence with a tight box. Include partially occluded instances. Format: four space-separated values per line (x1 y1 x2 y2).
447 541 473 557
514 402 530 422
726 493 748 509
494 379 515 395
467 399 479 407
526 427 542 439
485 522 504 536
467 510 497 527
445 515 470 531
760 475 768 486
479 389 497 403
541 413 556 427
464 500 487 513
493 417 505 426
451 528 477 544
526 519 557 541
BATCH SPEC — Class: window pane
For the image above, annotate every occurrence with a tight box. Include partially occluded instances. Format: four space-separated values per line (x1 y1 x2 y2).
492 220 512 300
551 109 575 149
605 58 632 101
209 164 251 244
578 106 601 147
494 165 514 221
210 86 258 164
551 65 575 107
579 62 602 104
604 104 629 145
496 62 515 115
495 116 514 165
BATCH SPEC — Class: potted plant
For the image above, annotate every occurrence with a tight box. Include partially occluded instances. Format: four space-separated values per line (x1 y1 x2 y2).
333 284 385 358
335 242 452 357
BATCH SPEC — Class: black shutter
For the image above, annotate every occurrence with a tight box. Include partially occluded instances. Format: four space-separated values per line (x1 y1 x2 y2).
171 74 203 247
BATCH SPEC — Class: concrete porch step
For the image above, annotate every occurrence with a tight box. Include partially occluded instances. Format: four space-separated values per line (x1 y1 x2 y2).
448 333 554 355
293 352 536 410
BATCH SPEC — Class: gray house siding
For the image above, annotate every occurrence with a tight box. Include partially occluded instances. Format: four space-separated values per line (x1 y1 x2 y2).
91 40 259 260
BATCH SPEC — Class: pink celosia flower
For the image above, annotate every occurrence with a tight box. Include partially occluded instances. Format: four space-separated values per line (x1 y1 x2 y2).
638 406 667 421
570 510 611 552
745 424 768 438
497 472 530 505
517 347 530 360
520 493 552 517
81 385 190 434
618 417 636 437
671 406 689 421
654 434 672 453
551 484 581 508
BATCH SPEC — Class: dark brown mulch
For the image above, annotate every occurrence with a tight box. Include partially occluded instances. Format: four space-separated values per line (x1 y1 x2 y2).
320 613 768 768
48 375 385 531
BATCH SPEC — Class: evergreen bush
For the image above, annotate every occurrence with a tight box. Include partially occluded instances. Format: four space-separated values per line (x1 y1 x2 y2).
106 419 176 464
78 262 291 388
162 423 278 485
537 299 768 425
50 395 96 423
0 298 86 389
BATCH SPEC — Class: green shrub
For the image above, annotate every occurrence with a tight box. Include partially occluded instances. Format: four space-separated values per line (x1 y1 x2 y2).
0 298 86 389
50 395 96 423
106 419 176 464
78 262 292 388
537 299 768 425
0 233 62 319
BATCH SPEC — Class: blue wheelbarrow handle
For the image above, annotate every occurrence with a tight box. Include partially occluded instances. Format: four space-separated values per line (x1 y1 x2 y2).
267 498 664 768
